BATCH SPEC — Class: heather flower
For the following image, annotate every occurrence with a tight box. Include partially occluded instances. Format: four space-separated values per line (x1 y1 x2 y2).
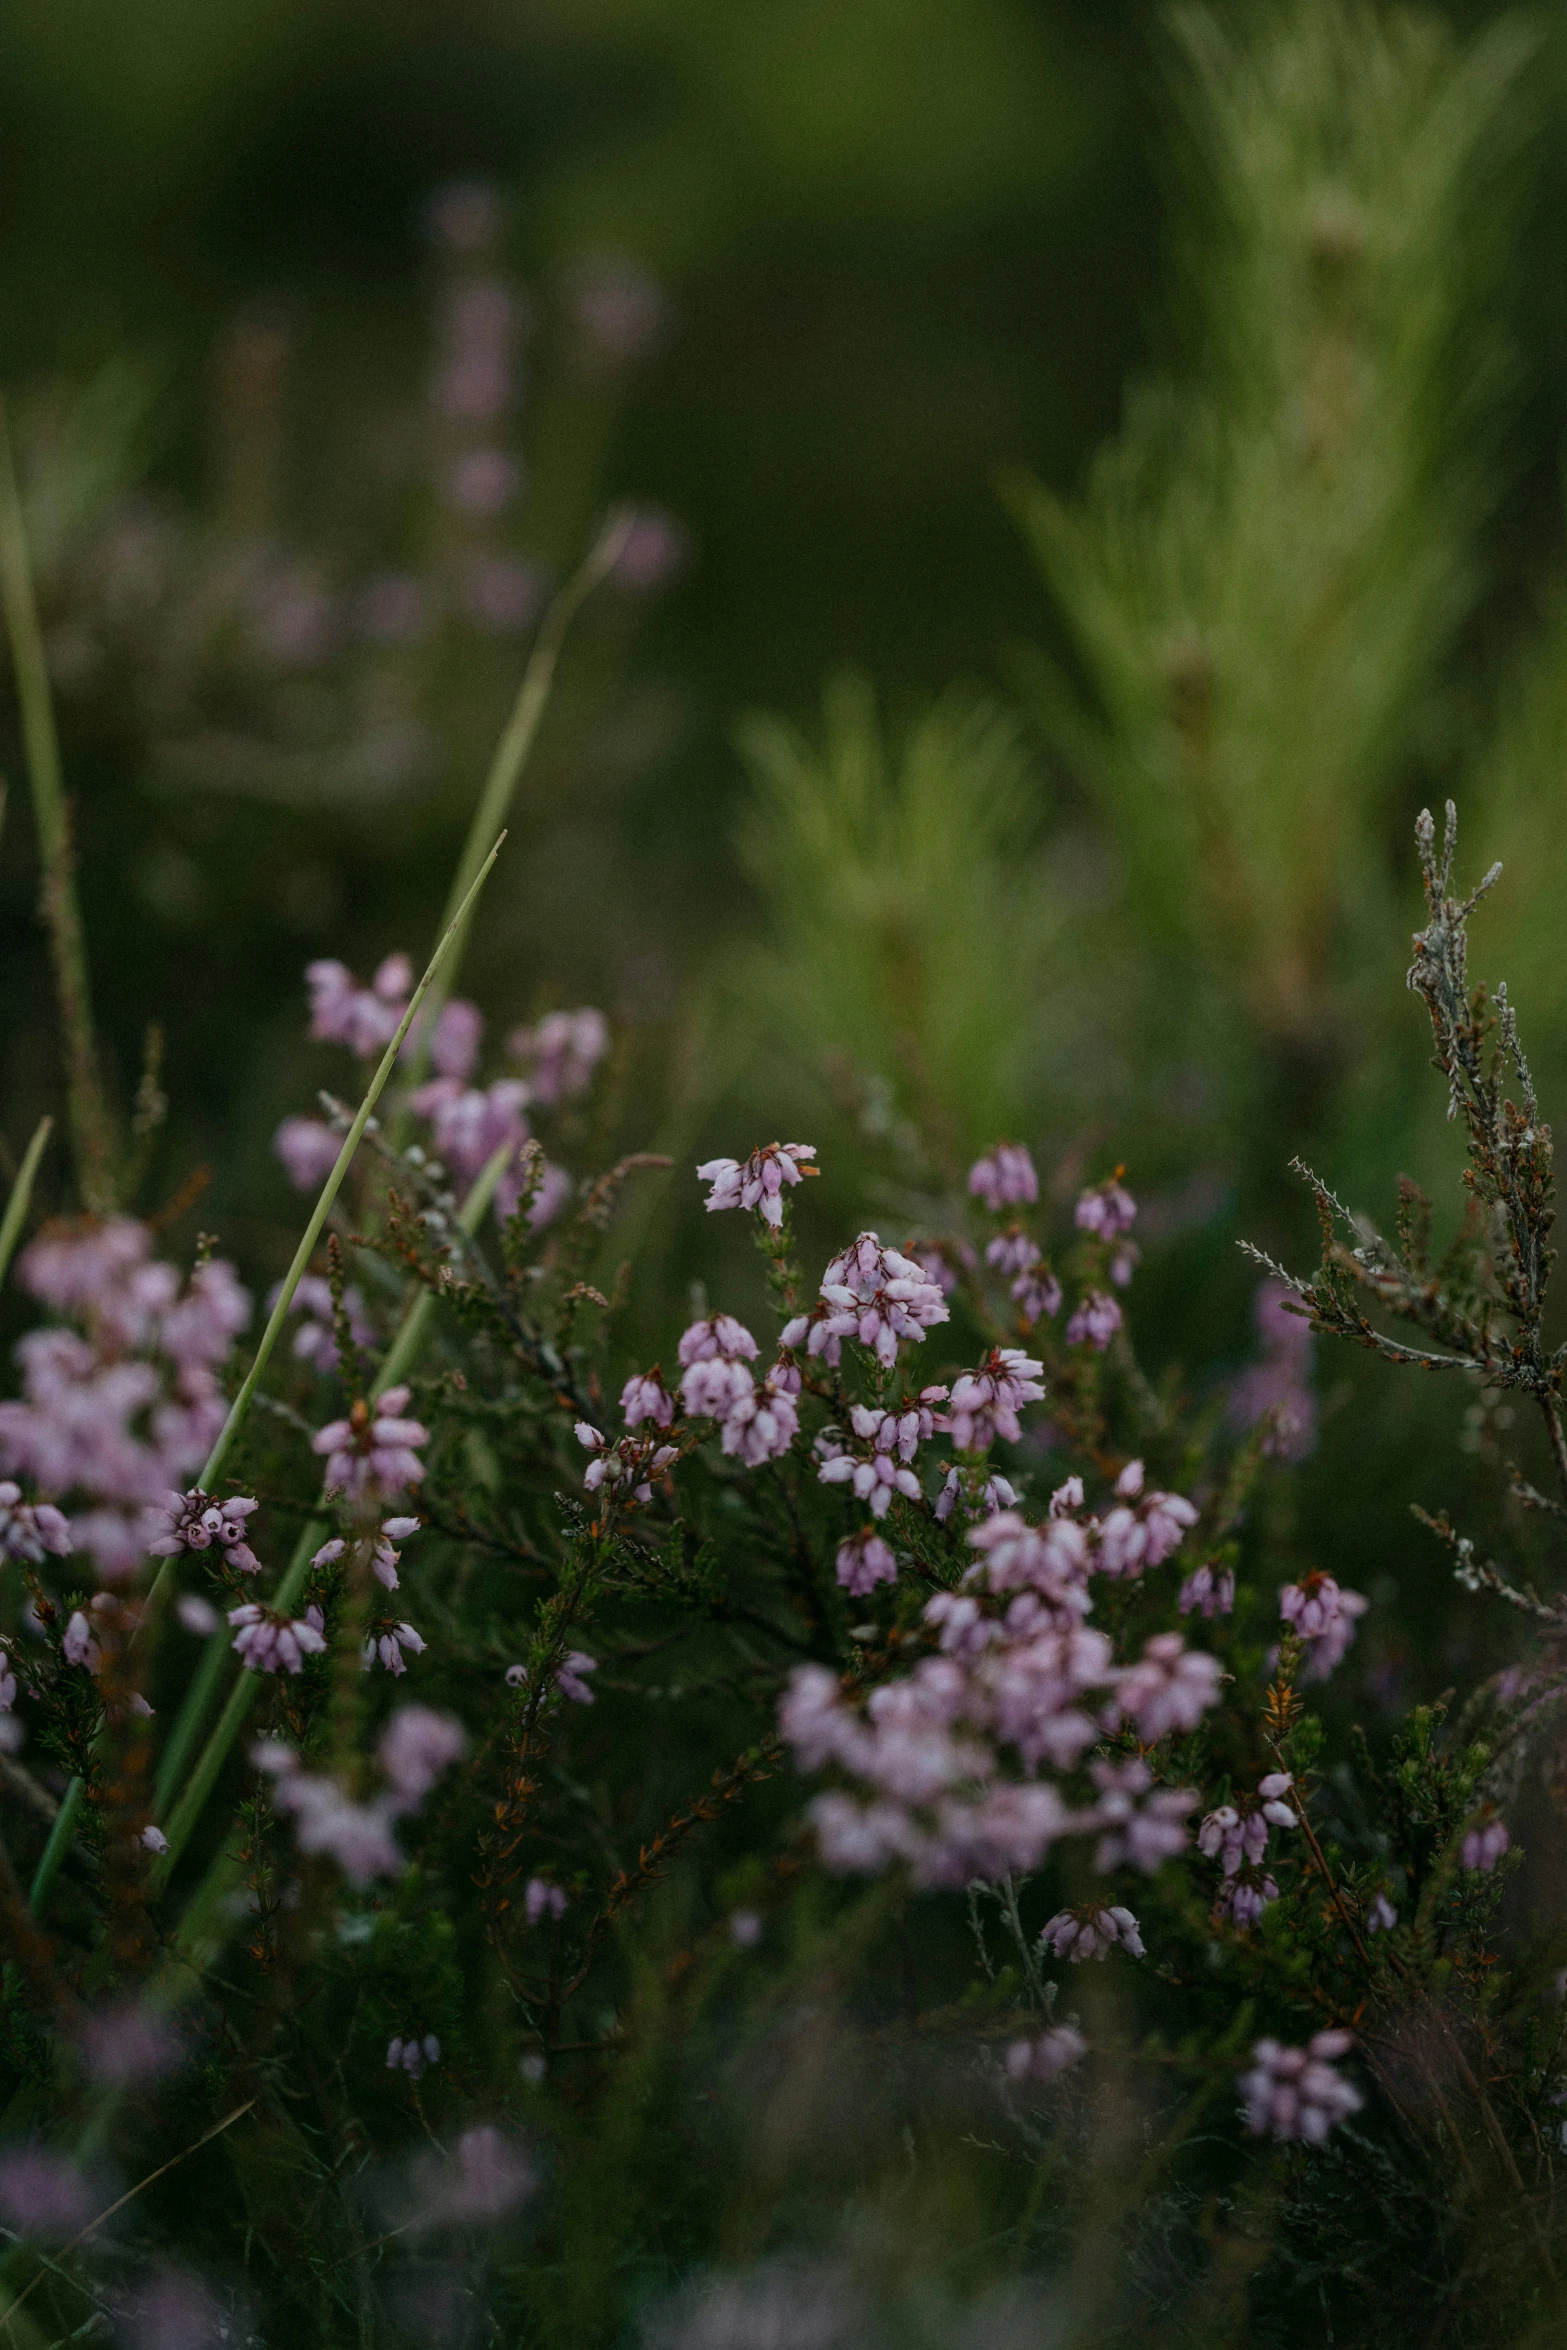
507 1007 609 1103
1004 2025 1086 2082
557 1650 598 1705
409 1073 531 1188
729 1909 762 1947
526 1878 567 1923
1179 1562 1235 1617
254 1745 403 1883
387 2032 441 2079
150 1489 261 1574
933 1465 1017 1523
945 1349 1045 1451
141 1825 169 1855
1279 1573 1369 1681
968 1143 1038 1211
578 1421 679 1508
62 1609 99 1670
1090 1759 1197 1872
115 2269 226 2350
815 1405 924 1517
1239 2031 1361 2143
379 1705 467 1807
1040 1904 1145 1962
228 1602 327 1675
313 1386 429 1499
1011 1263 1063 1325
608 503 689 591
784 1233 949 1369
621 1369 676 1429
985 1227 1036 1277
275 1272 374 1371
0 1480 71 1563
449 446 521 515
1462 1818 1510 1871
0 1640 16 1714
1116 1633 1222 1742
1200 1778 1293 1878
1221 1872 1279 1928
1065 1291 1122 1350
363 1620 427 1675
305 953 410 1057
835 1530 898 1596
696 1141 816 1227
1075 1177 1137 1238
1367 1891 1399 1932
1094 1473 1198 1579
678 1315 759 1368
355 571 430 644
274 1114 342 1192
175 1594 220 1635
967 1510 1091 1608
910 1240 966 1296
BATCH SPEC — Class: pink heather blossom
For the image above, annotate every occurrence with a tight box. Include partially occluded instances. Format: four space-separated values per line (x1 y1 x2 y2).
379 1706 468 1807
363 1620 427 1675
678 1315 759 1368
910 1241 966 1296
967 1510 1091 1608
1109 1241 1140 1288
933 1465 1017 1523
313 1386 429 1499
1011 1264 1063 1325
1239 2031 1361 2143
507 1008 609 1104
175 1595 220 1635
1366 1892 1399 1932
449 446 521 516
1090 1758 1197 1872
275 1115 342 1192
1462 1818 1510 1872
0 2149 95 2237
1179 1563 1235 1618
968 1143 1038 1211
1004 2025 1086 2083
1074 1178 1137 1238
0 1481 71 1563
0 1222 250 1580
1093 1474 1198 1579
815 1405 925 1517
557 1650 598 1705
1279 1574 1369 1682
149 1490 260 1574
428 997 485 1081
228 1603 327 1675
577 1422 679 1509
985 1227 1036 1277
408 1075 531 1191
729 1908 763 1947
782 1234 949 1369
836 1530 898 1596
621 1369 676 1429
275 1272 374 1372
696 1142 816 1228
1221 1873 1280 1928
1115 1633 1222 1742
305 953 410 1057
526 1877 567 1923
254 1743 403 1883
387 2033 441 2079
62 1610 98 1670
1040 1904 1144 1962
1065 1291 1122 1350
116 2269 225 2350
0 1640 17 1714
945 1349 1046 1452
141 1825 169 1855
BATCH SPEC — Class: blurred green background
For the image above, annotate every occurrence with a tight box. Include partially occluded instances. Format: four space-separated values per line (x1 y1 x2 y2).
6 0 1567 1704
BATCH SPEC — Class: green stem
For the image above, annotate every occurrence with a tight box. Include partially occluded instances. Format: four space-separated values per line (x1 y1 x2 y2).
148 1140 516 1872
0 1115 52 1287
0 402 114 1214
24 1775 82 1909
28 837 510 1915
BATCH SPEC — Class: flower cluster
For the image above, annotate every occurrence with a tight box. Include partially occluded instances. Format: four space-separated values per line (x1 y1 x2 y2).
677 1315 797 1465
313 1387 429 1502
697 1141 816 1227
0 1219 250 1578
255 1704 465 1884
1239 2031 1362 2143
781 1234 949 1369
1279 1572 1369 1682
